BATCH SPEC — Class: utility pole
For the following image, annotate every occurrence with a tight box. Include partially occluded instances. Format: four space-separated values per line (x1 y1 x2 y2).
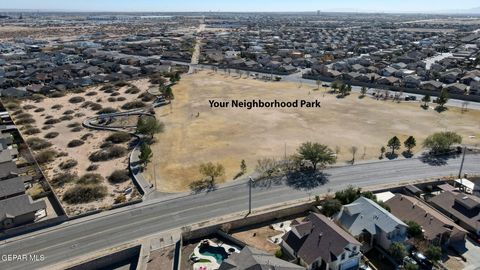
248 176 254 215
458 146 467 179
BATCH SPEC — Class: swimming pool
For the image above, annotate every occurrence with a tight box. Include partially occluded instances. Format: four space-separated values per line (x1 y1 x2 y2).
198 245 229 264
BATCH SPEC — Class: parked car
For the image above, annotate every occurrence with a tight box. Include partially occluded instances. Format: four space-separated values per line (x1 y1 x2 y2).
359 264 372 270
411 250 433 269
322 84 329 87
405 95 417 101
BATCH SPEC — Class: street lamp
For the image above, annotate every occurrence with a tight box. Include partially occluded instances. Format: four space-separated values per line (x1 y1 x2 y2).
248 176 255 215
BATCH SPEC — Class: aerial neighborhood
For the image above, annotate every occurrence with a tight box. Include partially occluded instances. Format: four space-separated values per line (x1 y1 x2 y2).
0 5 479 270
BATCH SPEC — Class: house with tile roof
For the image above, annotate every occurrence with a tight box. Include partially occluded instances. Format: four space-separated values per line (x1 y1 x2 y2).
385 194 467 247
219 246 305 270
281 213 361 270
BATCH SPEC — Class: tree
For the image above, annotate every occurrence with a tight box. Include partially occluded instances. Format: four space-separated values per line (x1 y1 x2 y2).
405 263 419 270
421 94 431 108
334 186 362 205
404 136 416 153
321 198 342 217
360 86 367 97
380 146 386 159
136 116 164 138
331 81 339 93
436 89 449 110
339 83 348 97
139 143 153 166
296 142 336 171
163 86 174 100
387 136 401 155
389 242 407 262
316 79 321 90
255 158 278 178
240 159 247 173
350 146 358 164
423 131 462 154
425 245 442 261
199 162 225 183
406 221 423 239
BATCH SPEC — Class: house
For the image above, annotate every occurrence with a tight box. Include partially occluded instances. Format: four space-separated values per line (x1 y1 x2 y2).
0 177 26 200
335 197 407 251
219 246 305 270
430 189 480 236
445 83 468 94
282 213 362 270
421 80 443 91
404 75 421 88
380 67 398 77
470 80 480 95
385 194 467 246
377 76 400 86
0 194 46 230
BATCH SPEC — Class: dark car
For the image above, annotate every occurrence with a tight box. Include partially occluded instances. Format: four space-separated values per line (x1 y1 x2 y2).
405 95 417 101
322 84 329 87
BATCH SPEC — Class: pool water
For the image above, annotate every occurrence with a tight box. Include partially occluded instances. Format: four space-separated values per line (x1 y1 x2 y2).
199 245 229 264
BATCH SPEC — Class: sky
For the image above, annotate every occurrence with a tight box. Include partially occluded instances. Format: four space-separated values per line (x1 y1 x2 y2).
1 0 479 13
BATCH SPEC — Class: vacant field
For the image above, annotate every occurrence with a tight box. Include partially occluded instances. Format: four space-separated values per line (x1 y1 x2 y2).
146 71 480 192
15 78 153 215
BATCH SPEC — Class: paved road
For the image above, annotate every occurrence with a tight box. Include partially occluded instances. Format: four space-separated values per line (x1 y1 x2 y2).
1 154 479 269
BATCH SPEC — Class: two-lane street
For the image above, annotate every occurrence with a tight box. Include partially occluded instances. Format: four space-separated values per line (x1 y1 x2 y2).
1 154 479 269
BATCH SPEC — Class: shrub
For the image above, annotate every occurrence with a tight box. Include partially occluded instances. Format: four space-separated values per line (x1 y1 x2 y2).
90 103 102 111
115 81 129 87
125 86 141 94
100 141 113 149
122 101 146 110
44 118 60 125
86 91 98 96
23 104 36 110
11 109 24 116
63 184 107 204
5 102 20 111
44 132 60 139
97 107 118 115
26 137 52 151
34 107 45 113
138 92 156 102
81 133 94 141
51 172 78 188
42 125 54 130
67 122 81 128
75 113 86 118
59 159 78 170
86 164 99 171
100 84 114 91
107 97 117 102
108 170 130 184
15 112 33 119
106 132 131 144
114 194 127 204
117 97 127 102
78 173 104 185
35 150 58 164
68 96 85 104
89 145 128 162
51 104 63 110
71 127 84 132
16 118 36 125
60 115 74 121
49 92 66 98
110 92 120 97
67 139 85 148
45 115 53 119
63 110 75 115
24 127 41 135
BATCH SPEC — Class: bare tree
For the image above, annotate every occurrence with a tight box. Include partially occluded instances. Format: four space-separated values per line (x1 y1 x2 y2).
255 158 279 179
350 146 358 164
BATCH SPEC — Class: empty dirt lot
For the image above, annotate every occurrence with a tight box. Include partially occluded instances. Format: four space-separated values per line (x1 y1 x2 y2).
145 71 480 192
